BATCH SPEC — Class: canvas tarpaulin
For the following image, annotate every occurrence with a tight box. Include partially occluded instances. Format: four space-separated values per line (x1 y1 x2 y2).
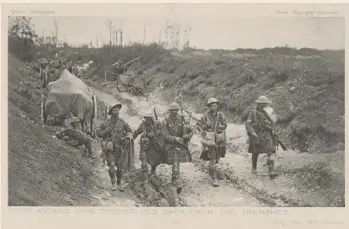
43 69 94 121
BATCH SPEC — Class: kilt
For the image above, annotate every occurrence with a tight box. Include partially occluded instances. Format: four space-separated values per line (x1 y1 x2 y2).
248 131 276 154
200 145 226 161
106 149 123 168
163 145 192 165
139 146 163 167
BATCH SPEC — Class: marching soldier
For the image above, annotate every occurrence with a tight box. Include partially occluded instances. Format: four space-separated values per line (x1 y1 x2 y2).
56 117 98 159
133 111 164 183
96 103 133 191
200 98 227 187
245 95 278 179
162 102 193 193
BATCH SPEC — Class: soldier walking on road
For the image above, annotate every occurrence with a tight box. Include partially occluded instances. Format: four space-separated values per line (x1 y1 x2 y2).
199 98 227 187
245 96 278 179
56 117 98 159
133 111 164 184
96 104 134 191
162 102 193 193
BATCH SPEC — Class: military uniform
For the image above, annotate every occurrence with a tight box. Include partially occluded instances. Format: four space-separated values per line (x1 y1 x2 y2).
96 104 133 191
56 117 96 158
133 112 164 182
162 103 193 190
200 98 227 187
245 96 278 178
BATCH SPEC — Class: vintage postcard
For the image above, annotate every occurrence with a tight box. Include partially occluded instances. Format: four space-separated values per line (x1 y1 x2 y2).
1 1 348 229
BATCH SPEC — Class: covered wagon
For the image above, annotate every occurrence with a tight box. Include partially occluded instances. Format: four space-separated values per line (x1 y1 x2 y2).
42 69 97 135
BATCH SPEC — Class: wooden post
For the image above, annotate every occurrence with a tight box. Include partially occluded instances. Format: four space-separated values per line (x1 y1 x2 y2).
104 70 107 82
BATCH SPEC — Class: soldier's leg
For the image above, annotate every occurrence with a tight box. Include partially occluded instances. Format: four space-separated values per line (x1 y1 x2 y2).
252 153 259 174
210 157 219 187
267 152 278 178
140 148 149 183
172 161 182 194
116 150 125 192
106 151 117 191
141 160 149 183
171 161 180 186
116 169 125 191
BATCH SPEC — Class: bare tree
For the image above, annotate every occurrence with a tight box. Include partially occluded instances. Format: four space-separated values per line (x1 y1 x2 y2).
119 20 123 47
53 19 58 47
105 20 114 46
114 29 118 46
183 26 191 48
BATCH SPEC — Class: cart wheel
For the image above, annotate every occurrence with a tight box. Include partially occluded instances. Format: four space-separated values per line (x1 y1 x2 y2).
116 74 131 92
127 75 145 96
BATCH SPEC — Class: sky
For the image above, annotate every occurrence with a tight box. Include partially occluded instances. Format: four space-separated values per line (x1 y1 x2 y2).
28 15 345 50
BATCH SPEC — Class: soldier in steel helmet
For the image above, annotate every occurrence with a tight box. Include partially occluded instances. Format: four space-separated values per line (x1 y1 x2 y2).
199 98 227 187
245 95 278 179
56 117 98 159
162 102 193 193
133 110 164 184
96 103 133 191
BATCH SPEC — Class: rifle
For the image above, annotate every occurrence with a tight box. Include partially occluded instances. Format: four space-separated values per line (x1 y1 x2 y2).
259 108 288 152
273 132 287 151
153 107 158 121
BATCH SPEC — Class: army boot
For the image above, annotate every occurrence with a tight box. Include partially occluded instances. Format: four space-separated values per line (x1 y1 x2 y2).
211 165 219 187
267 160 278 179
116 170 125 192
88 152 98 159
171 173 182 194
111 179 117 191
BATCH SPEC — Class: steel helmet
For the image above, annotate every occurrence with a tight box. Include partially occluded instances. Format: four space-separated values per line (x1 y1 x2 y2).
168 102 180 110
69 117 80 125
142 110 154 118
108 103 123 115
255 96 271 104
206 97 219 106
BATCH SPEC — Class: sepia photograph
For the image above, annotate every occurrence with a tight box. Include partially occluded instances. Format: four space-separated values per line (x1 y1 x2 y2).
6 4 345 209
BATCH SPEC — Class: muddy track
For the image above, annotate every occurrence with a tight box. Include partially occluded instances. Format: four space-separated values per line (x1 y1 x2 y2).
90 85 309 207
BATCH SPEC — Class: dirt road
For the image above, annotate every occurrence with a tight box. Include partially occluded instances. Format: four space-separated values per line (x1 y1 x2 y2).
89 86 265 207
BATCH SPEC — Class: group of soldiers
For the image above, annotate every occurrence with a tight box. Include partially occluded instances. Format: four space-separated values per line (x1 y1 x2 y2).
56 94 280 193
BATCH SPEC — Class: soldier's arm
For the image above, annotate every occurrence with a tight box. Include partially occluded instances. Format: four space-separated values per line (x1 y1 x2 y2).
56 129 67 139
200 115 211 131
96 122 109 138
132 123 143 139
245 111 257 136
124 122 133 134
183 125 193 140
161 120 176 143
218 112 227 130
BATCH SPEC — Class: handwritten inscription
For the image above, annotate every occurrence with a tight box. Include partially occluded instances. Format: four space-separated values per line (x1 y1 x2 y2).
10 9 55 16
275 9 338 16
